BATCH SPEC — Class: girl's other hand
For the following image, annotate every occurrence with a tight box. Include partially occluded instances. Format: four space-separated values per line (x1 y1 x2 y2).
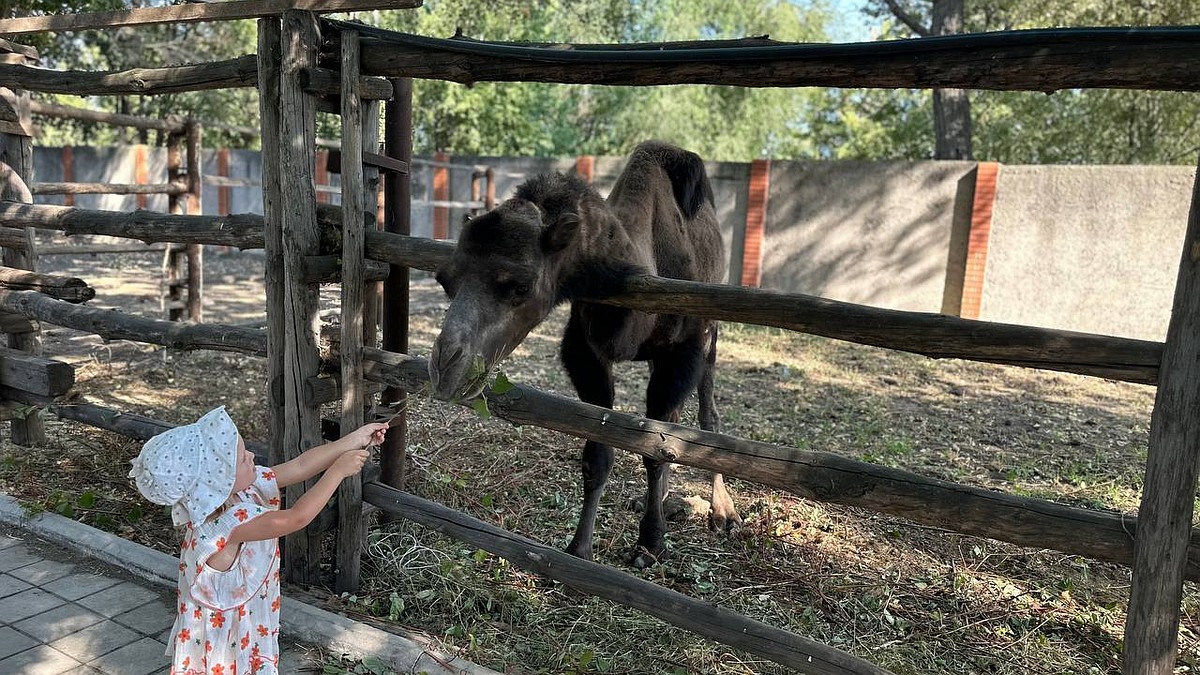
331 448 369 478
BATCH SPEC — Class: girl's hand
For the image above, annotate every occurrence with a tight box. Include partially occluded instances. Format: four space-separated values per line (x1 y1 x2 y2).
345 422 389 450
331 448 369 478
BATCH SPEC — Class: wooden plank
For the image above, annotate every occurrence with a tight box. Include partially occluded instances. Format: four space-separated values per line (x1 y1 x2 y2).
326 148 409 175
299 255 388 284
0 266 93 303
278 9 324 586
359 347 1200 582
29 100 184 133
0 37 38 61
380 77 412 494
351 24 1200 92
0 344 72 396
365 482 894 675
38 243 183 256
0 225 28 251
31 181 187 195
0 56 259 96
0 311 35 334
0 1 422 36
336 29 366 594
299 67 392 99
1122 157 1200 673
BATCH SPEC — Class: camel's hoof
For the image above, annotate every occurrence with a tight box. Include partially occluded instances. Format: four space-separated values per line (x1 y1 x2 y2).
708 508 744 534
565 542 594 562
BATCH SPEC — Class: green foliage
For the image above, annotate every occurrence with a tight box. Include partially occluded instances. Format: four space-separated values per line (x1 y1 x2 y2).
321 654 398 675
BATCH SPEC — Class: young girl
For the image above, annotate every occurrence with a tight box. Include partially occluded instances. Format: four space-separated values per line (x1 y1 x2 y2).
129 406 387 675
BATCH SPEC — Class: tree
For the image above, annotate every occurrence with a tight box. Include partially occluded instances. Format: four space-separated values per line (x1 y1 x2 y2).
875 0 972 159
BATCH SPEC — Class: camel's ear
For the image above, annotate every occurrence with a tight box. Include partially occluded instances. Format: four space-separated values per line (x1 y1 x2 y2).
542 211 580 254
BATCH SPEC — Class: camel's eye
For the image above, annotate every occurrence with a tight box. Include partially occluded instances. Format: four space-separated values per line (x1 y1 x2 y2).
496 279 533 306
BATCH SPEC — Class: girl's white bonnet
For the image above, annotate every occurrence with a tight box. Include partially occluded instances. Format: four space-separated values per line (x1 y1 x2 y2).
128 406 239 526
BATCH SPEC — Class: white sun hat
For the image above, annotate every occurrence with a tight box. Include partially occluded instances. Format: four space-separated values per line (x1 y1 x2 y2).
128 406 240 526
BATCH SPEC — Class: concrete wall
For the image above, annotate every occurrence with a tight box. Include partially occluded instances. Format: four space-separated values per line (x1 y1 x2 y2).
761 160 976 314
980 165 1195 341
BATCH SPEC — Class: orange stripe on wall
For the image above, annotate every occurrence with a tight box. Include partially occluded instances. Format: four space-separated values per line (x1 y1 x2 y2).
740 159 771 287
315 149 329 204
135 145 148 210
62 146 74 207
574 156 594 184
960 162 1001 319
433 151 449 240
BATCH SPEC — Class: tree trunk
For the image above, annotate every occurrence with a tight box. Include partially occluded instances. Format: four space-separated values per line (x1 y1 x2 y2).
931 0 972 159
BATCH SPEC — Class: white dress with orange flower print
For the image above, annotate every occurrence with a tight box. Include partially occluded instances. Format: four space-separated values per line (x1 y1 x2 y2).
168 467 282 675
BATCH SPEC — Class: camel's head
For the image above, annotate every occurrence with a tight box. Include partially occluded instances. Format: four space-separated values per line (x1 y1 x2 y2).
429 196 580 400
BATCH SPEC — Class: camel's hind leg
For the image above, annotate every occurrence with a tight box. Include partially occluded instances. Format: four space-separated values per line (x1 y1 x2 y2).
699 323 741 533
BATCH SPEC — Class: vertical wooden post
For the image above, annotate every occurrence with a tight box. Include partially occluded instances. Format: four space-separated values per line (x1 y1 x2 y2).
381 78 412 495
361 103 382 352
0 58 43 445
164 132 184 320
185 119 203 322
1122 153 1200 674
335 28 366 594
257 19 287 471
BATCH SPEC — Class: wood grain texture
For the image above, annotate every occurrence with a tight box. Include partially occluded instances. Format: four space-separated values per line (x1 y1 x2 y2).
0 344 72 396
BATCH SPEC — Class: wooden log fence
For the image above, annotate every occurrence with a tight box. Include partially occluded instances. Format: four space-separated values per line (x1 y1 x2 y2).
0 344 72 397
31 181 188 196
29 100 186 133
1 14 1197 673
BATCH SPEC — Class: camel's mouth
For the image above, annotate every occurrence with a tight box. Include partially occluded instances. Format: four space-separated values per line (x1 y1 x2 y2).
429 347 492 402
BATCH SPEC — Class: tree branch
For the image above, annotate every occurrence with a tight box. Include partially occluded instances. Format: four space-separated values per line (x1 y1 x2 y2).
883 0 931 37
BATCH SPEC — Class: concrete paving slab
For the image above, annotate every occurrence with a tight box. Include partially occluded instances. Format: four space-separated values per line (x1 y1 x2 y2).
76 581 161 618
12 602 106 643
0 571 32 599
112 598 175 635
0 644 82 675
0 624 38 660
41 573 121 602
88 636 169 675
49 619 140 663
0 534 19 551
61 666 104 675
0 587 67 623
9 558 75 585
0 545 43 572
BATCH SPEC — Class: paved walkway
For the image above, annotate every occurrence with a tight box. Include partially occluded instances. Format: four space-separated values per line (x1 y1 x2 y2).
0 528 320 675
0 494 497 675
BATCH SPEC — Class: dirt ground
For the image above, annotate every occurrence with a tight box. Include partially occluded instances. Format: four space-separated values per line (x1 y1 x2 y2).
3 244 1198 674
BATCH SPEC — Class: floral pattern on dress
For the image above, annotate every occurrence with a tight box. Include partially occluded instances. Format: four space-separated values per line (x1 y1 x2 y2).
168 467 281 675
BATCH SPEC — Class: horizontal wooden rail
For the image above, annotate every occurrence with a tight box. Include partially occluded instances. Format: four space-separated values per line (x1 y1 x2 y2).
340 23 1200 92
0 345 72 397
0 202 1164 384
29 100 185 133
359 347 1200 582
363 482 892 675
0 55 259 95
32 181 187 196
0 225 29 252
37 243 185 256
0 266 93 303
0 0 421 35
0 289 266 356
299 67 392 99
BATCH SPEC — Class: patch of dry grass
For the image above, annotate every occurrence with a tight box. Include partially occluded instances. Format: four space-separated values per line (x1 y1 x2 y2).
2 251 1197 674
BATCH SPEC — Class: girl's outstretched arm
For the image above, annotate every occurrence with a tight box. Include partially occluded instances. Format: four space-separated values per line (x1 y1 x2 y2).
271 423 387 489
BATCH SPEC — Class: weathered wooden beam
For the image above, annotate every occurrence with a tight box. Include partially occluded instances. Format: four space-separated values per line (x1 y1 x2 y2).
0 266 93 303
29 100 184 133
326 149 410 176
359 347 1200 582
0 56 259 96
300 67 392 100
38 243 183 256
0 203 265 248
299 255 389 284
305 375 385 407
0 224 29 251
1122 156 1200 673
0 345 71 396
0 0 422 35
277 8 325 586
259 17 287 481
336 29 367 594
0 311 34 333
32 181 187 196
347 25 1200 93
0 289 267 356
365 482 893 675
